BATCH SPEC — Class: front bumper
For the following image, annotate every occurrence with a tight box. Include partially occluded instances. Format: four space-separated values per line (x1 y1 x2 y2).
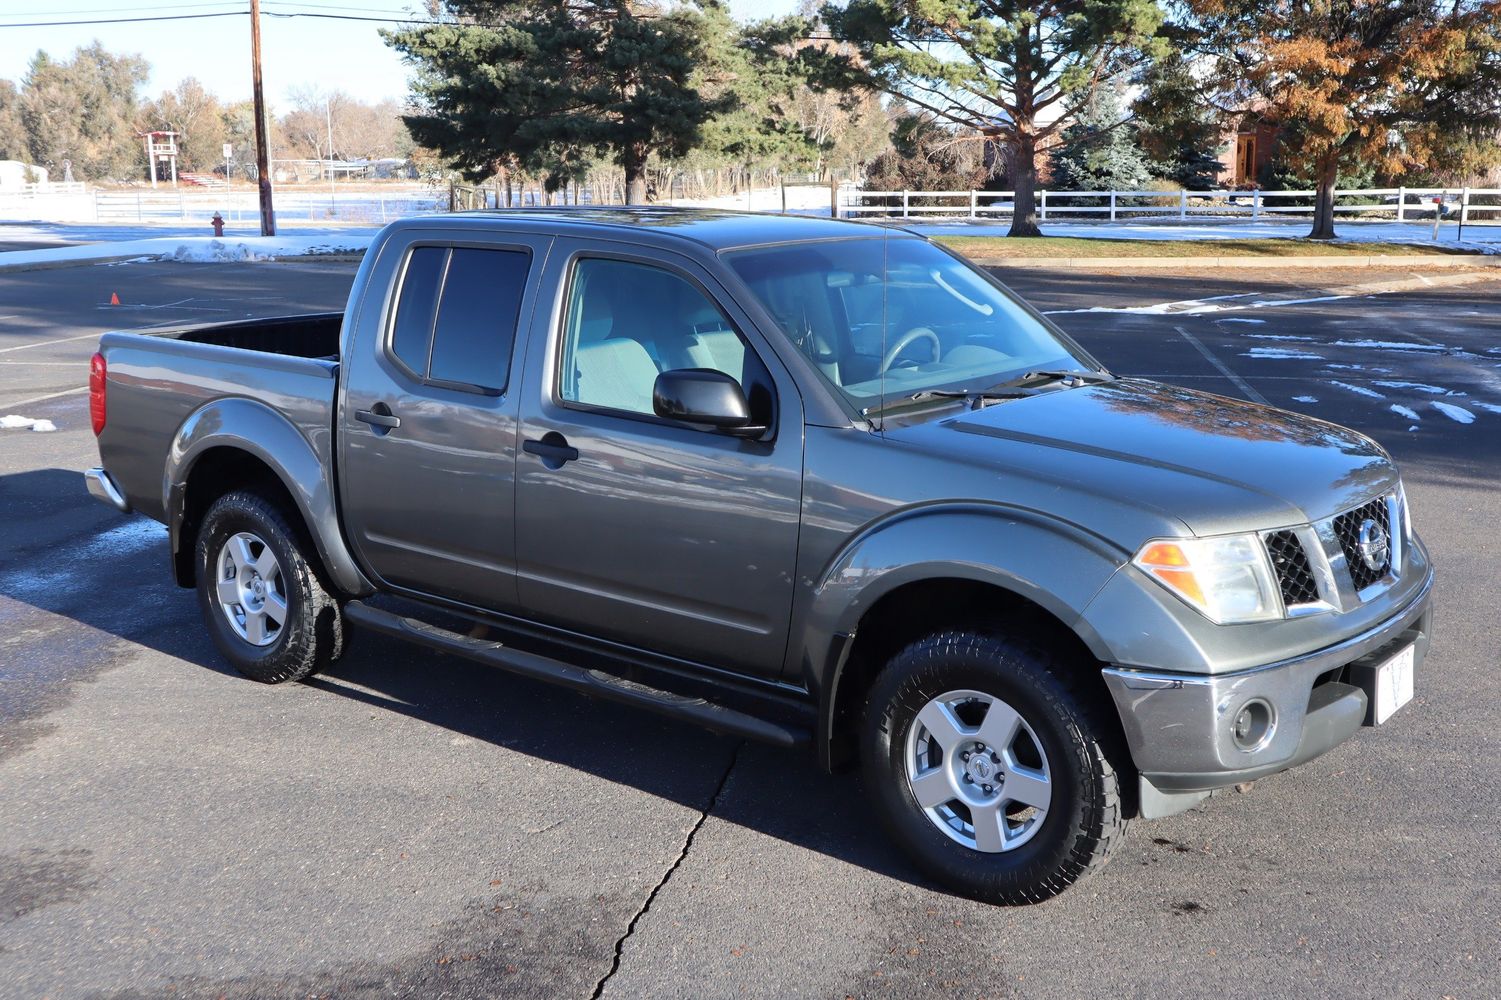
1101 566 1434 818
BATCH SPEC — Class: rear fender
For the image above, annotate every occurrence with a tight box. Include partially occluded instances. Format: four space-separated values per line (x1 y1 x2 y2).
164 396 372 595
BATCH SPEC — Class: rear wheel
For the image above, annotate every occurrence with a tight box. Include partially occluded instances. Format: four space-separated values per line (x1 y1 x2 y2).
862 629 1127 904
195 490 344 683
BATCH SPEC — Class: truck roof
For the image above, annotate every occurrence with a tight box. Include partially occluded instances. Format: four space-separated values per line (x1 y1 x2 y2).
391 206 913 252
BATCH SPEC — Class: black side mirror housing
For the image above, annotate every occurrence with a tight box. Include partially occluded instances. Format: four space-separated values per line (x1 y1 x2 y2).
653 369 766 436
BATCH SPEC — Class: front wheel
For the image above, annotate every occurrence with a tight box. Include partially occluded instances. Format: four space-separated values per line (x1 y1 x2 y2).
861 630 1127 905
195 490 344 684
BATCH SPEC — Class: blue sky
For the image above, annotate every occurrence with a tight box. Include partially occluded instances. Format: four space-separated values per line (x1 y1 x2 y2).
0 0 800 111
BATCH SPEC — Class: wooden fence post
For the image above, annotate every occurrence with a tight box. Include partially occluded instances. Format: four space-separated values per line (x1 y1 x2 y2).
1040 190 1048 222
1252 189 1261 220
1397 186 1406 223
1179 189 1188 220
1109 191 1117 222
969 190 977 218
902 189 910 218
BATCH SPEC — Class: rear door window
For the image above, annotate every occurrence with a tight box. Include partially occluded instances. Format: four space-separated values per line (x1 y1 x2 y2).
388 245 532 393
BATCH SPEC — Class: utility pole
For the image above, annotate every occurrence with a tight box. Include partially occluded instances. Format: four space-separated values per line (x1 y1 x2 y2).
250 0 276 236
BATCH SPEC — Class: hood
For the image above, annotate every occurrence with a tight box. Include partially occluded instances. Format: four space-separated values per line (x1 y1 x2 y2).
888 378 1396 537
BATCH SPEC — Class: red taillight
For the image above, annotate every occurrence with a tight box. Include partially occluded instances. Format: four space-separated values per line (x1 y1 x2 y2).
89 352 107 435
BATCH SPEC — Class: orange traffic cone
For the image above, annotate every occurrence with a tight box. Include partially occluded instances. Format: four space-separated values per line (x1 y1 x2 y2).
109 292 120 305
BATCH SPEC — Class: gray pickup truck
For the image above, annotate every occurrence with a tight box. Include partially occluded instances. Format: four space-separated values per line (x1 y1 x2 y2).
86 209 1434 904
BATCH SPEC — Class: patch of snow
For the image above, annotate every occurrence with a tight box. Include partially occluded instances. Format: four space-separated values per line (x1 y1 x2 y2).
0 231 375 269
30 419 55 432
1332 339 1449 353
1218 318 1267 324
1243 348 1326 360
1473 402 1501 415
1329 380 1386 399
1432 401 1475 424
1 414 36 428
1390 404 1421 421
1293 395 1319 403
1372 380 1466 396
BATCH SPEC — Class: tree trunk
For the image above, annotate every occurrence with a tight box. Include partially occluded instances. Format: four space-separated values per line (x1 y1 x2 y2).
1309 156 1338 240
1008 132 1042 238
623 141 649 205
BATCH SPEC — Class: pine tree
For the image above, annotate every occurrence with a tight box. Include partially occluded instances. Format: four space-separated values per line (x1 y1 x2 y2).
1189 0 1501 239
1133 53 1225 189
1048 88 1154 192
19 44 149 181
823 0 1169 236
384 0 725 204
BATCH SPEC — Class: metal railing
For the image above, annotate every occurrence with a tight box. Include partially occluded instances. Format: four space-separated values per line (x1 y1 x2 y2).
840 187 1501 225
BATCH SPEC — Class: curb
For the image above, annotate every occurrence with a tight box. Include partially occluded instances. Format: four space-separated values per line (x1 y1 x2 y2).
967 254 1501 270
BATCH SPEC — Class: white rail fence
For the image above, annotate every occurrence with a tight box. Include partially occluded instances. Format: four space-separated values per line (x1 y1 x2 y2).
840 187 1501 225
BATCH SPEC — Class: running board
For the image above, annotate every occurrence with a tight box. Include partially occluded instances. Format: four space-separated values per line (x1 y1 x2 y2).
342 601 810 749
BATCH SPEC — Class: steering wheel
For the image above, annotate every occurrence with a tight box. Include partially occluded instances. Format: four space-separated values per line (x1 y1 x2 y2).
881 326 941 373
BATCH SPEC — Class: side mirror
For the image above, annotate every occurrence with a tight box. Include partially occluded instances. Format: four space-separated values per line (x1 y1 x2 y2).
653 369 766 436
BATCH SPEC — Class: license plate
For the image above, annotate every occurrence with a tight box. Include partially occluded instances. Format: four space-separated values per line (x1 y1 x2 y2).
1372 643 1416 725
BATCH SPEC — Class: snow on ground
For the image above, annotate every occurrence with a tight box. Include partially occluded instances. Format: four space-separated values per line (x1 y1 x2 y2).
1293 396 1319 403
1243 347 1325 360
0 231 375 269
1 415 57 431
904 218 1501 252
1372 380 1466 396
1390 404 1422 421
1432 401 1476 423
1330 380 1386 398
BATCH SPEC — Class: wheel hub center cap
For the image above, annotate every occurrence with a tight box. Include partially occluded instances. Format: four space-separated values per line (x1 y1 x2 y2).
964 753 998 785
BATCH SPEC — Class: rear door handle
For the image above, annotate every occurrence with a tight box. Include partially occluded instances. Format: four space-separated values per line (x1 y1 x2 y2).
523 432 579 468
355 403 401 430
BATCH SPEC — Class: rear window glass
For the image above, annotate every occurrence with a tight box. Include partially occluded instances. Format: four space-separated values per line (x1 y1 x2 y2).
429 248 530 391
390 246 445 374
387 245 531 393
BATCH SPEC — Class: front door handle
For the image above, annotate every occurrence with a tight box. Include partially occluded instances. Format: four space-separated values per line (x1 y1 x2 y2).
356 403 401 431
523 431 579 468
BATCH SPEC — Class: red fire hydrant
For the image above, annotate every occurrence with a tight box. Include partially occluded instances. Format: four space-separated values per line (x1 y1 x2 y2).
211 212 225 237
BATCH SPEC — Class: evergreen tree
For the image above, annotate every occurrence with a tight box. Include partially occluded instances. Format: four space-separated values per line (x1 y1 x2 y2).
1133 53 1224 189
0 81 26 162
19 43 148 181
384 0 724 204
1047 88 1154 192
1188 0 1501 238
824 0 1170 236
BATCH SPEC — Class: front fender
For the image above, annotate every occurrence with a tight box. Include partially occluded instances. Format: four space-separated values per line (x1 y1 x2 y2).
796 503 1129 766
164 396 373 596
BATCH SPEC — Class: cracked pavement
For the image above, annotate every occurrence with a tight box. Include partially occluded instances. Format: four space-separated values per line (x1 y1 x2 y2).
1 258 1498 998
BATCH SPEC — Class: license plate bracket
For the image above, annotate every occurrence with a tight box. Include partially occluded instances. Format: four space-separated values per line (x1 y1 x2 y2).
1350 642 1416 726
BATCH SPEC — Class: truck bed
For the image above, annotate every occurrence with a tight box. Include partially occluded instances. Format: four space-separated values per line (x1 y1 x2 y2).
94 313 344 522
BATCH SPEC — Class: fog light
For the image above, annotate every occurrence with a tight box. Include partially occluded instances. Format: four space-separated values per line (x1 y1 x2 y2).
1231 699 1275 752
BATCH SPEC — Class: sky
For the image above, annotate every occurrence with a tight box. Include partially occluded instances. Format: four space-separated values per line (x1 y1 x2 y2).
0 0 801 111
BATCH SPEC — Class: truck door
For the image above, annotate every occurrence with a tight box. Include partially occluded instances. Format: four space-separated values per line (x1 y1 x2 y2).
512 241 804 679
338 230 551 611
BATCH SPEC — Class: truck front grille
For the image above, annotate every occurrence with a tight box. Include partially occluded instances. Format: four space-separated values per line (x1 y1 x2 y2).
1265 530 1320 607
1333 497 1392 592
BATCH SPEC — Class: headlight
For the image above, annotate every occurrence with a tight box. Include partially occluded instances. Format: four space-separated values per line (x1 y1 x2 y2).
1133 534 1281 624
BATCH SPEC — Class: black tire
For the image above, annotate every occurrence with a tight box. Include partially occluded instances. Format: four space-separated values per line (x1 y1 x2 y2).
861 629 1127 905
195 489 344 684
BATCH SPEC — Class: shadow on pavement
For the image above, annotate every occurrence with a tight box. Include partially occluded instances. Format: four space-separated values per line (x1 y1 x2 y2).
0 467 922 890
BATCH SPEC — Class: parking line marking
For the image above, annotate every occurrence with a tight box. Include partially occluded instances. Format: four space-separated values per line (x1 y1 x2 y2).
1174 325 1269 405
0 385 87 409
0 331 104 354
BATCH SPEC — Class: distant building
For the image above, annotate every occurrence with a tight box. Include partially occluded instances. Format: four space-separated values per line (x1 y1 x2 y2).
1221 116 1280 188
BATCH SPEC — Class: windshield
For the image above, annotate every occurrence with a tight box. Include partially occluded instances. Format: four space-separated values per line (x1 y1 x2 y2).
724 237 1091 411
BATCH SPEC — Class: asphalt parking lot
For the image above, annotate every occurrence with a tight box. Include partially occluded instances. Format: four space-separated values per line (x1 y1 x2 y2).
1 256 1499 999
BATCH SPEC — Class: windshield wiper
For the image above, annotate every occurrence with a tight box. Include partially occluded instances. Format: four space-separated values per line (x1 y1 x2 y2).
1002 369 1113 388
902 388 1035 410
